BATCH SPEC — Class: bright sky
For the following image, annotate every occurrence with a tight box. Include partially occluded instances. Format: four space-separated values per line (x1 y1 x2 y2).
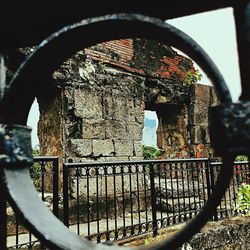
167 7 241 102
28 7 242 147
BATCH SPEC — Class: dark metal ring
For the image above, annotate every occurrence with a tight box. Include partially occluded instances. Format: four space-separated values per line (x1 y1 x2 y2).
0 124 33 165
0 14 233 249
210 101 250 157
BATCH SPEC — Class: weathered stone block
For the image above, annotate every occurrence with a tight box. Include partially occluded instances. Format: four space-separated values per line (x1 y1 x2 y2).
74 89 103 119
191 84 211 103
112 91 128 121
156 197 203 212
82 119 105 139
155 179 201 198
65 116 83 139
105 120 127 140
103 94 114 118
69 139 92 157
66 157 94 163
114 140 134 156
133 99 144 124
93 139 114 157
105 156 130 162
190 125 210 144
192 104 208 125
133 141 143 157
127 122 143 140
127 99 136 122
129 156 144 161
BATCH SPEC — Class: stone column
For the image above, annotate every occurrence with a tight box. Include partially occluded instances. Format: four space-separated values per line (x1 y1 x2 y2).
156 105 189 158
189 84 219 157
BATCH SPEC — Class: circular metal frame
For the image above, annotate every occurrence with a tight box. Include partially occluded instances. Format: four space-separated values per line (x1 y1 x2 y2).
0 14 233 249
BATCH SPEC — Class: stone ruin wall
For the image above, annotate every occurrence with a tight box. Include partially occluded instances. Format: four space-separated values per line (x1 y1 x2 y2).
38 38 218 164
157 83 218 159
44 50 146 163
35 38 219 195
4 39 219 166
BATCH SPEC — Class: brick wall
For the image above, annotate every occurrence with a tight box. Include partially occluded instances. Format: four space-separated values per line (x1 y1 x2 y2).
85 38 194 81
85 39 134 69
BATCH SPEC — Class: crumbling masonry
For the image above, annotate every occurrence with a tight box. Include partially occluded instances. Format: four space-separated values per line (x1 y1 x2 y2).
37 38 219 164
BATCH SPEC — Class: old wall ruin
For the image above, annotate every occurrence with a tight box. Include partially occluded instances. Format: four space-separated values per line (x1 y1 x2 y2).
37 38 218 164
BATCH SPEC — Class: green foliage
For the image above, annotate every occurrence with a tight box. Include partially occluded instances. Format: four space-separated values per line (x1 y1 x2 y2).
31 146 41 188
32 145 40 157
183 69 202 86
235 183 250 216
143 145 161 160
235 155 248 161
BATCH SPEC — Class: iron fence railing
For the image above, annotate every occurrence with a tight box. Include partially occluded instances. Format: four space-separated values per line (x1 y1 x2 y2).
62 158 250 243
7 157 250 248
209 161 250 220
7 156 59 249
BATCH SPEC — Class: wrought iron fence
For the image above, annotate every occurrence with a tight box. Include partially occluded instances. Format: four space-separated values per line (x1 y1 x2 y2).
7 156 59 249
62 158 250 243
8 157 249 248
209 161 250 220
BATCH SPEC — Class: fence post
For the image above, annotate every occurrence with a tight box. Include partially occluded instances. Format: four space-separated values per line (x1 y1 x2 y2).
209 160 218 221
63 164 69 227
205 159 212 219
53 157 59 218
149 163 158 237
41 161 45 201
206 159 218 221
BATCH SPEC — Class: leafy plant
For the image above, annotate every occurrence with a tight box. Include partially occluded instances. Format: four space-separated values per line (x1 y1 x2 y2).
143 145 161 160
235 183 250 216
183 69 202 86
235 155 248 161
